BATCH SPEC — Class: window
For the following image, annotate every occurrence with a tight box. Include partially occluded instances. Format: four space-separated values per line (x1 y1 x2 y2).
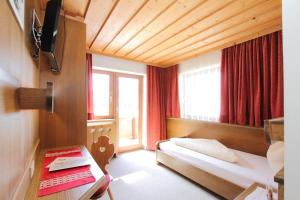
179 65 220 121
92 70 113 118
92 69 144 149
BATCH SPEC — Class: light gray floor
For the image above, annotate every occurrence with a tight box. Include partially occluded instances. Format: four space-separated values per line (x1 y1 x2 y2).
99 150 220 200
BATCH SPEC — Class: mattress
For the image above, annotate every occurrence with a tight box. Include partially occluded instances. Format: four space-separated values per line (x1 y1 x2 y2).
159 141 278 190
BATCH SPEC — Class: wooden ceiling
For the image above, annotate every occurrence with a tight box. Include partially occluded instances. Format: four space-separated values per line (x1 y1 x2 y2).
41 0 282 67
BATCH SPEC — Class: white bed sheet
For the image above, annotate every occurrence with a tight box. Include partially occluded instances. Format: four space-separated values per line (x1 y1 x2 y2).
159 141 278 190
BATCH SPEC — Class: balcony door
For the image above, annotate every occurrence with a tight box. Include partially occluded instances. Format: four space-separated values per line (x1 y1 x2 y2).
116 73 143 152
92 69 143 152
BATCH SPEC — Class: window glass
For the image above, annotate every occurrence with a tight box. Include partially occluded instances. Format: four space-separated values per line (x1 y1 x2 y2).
179 65 220 121
92 73 110 117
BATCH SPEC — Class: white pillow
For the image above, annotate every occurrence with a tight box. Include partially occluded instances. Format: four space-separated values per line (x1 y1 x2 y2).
267 141 284 173
170 138 238 163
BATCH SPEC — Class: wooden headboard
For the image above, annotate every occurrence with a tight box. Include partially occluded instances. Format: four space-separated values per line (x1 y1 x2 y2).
167 118 268 156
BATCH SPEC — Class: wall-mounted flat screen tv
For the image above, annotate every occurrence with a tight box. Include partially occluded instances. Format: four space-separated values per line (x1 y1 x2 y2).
41 0 62 73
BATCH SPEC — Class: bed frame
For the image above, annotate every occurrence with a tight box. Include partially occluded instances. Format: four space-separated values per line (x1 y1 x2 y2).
156 118 269 200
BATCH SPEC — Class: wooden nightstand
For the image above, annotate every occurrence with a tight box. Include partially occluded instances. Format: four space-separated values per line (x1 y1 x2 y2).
234 183 266 200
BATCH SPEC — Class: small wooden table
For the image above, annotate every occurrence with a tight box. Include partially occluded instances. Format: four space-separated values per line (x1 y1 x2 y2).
234 183 265 200
25 146 106 200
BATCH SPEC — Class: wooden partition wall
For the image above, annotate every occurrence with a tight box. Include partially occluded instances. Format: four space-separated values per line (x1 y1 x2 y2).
167 118 268 156
39 15 87 148
0 1 40 199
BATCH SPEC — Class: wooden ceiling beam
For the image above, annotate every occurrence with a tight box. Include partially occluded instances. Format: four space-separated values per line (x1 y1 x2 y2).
85 0 119 48
98 0 150 52
146 2 281 63
156 11 281 64
136 0 272 62
113 0 203 57
90 0 148 52
102 0 176 55
83 0 91 19
127 0 234 60
81 0 283 66
88 0 121 49
160 19 282 66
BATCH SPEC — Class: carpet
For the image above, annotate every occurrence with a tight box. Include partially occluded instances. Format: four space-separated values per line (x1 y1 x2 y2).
99 150 220 200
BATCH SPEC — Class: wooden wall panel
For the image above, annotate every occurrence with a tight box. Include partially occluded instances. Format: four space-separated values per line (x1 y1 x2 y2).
0 1 39 199
39 16 87 148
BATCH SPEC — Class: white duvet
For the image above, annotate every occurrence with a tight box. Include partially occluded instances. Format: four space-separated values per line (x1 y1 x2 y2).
170 138 238 163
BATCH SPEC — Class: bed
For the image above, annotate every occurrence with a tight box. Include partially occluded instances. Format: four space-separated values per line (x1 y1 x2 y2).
156 118 277 200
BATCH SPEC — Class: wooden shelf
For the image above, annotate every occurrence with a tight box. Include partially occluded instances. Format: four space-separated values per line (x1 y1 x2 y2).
17 82 53 112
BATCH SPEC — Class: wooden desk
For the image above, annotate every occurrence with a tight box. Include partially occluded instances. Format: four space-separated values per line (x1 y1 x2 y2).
25 146 105 200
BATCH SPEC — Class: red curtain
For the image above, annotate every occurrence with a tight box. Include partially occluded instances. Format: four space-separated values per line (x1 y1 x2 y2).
220 31 283 127
147 65 180 150
164 66 181 118
86 53 94 120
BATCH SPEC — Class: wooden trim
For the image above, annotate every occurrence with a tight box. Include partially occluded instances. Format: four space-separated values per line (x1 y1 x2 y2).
86 49 161 67
234 183 265 200
64 14 84 22
12 139 40 200
83 0 91 19
156 150 244 199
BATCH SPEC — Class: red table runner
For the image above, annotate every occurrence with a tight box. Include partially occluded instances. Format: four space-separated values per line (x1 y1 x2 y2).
38 147 96 197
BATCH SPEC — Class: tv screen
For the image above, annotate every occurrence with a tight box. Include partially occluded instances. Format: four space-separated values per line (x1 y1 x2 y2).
41 0 62 53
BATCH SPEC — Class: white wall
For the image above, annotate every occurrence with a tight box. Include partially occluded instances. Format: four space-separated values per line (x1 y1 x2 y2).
283 0 300 198
179 50 221 73
92 54 146 75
